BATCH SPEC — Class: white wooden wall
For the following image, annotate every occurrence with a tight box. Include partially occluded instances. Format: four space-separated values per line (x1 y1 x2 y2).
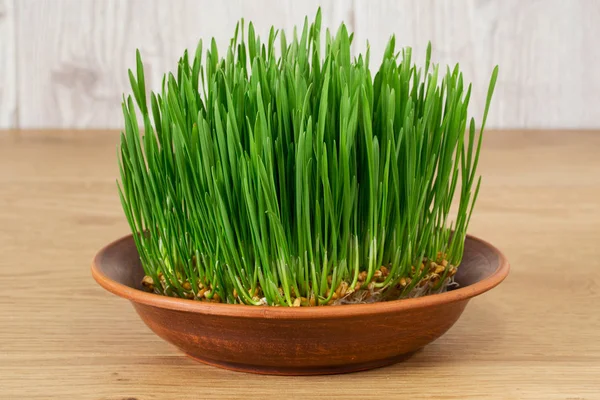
0 0 598 130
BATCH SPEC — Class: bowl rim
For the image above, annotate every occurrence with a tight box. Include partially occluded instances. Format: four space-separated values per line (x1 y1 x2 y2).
91 233 509 319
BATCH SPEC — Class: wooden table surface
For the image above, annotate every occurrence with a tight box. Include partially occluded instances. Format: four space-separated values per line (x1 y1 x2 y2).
1 130 599 399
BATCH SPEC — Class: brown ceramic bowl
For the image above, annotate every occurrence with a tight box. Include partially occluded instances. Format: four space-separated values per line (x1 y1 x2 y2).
92 234 509 375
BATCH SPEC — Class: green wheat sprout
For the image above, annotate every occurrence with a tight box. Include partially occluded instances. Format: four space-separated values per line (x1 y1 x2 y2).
118 9 498 306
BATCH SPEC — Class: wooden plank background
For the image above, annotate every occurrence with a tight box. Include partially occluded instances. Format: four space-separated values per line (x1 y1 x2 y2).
0 0 598 130
0 0 16 127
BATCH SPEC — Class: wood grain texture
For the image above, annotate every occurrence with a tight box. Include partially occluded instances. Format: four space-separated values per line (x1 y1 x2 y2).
0 0 16 127
353 0 600 129
9 0 600 130
14 0 352 129
1 130 599 398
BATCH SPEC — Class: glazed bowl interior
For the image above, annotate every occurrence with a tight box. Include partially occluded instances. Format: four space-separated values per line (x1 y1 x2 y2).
93 234 508 313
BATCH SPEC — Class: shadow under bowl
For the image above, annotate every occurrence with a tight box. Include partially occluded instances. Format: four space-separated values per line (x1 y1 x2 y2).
92 234 509 375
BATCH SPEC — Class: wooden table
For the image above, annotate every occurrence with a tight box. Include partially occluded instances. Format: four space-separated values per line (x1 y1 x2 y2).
1 130 599 399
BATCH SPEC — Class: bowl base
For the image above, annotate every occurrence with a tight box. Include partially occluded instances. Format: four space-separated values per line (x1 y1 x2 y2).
185 350 420 375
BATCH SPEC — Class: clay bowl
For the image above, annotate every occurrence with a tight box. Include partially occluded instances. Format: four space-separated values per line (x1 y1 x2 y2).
92 234 509 375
